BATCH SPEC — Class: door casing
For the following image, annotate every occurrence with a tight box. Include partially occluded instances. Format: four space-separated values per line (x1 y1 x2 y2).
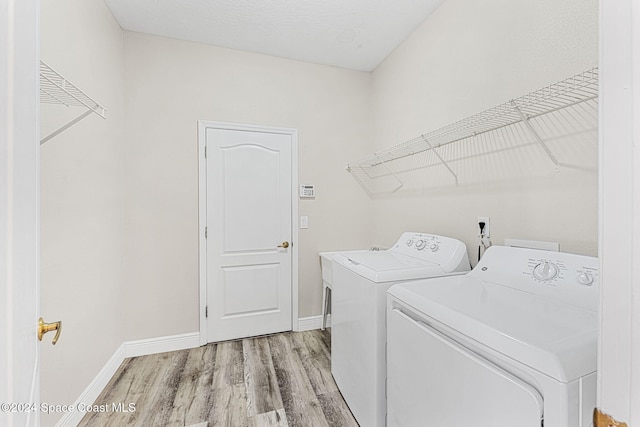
0 1 41 426
198 120 299 345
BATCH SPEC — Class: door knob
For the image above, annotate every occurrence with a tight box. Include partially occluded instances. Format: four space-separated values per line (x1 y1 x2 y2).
38 317 62 345
278 241 290 248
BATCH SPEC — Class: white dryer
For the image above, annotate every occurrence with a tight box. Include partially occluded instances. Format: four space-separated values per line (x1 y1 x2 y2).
331 232 470 427
387 246 599 427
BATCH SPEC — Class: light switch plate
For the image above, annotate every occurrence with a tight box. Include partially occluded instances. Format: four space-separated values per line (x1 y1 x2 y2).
300 216 309 229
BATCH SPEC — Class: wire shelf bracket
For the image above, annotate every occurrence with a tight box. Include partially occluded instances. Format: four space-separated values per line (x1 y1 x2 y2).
510 101 560 171
375 153 404 192
39 60 106 145
421 134 458 185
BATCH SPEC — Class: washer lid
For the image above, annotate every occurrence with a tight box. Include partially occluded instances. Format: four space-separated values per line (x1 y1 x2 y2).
333 251 447 282
388 276 598 383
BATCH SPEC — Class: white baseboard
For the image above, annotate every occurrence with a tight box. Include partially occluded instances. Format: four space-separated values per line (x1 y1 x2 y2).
296 315 331 331
56 332 200 427
56 343 126 427
124 332 200 358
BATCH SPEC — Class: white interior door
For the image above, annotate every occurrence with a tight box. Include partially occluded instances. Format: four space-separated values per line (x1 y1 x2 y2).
1 1 40 426
204 125 294 342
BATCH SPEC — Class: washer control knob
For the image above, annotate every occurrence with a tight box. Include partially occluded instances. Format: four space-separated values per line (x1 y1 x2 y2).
430 244 439 252
532 261 559 281
415 240 427 250
577 271 594 286
406 239 413 247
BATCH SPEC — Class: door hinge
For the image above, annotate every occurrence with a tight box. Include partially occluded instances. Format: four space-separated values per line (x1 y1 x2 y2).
205 306 208 318
205 226 207 238
204 146 207 158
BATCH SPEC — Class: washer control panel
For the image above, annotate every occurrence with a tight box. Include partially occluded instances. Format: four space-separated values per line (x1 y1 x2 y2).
472 246 599 311
391 232 470 273
404 234 441 252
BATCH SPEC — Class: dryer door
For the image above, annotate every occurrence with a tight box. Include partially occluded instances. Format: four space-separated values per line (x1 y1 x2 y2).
387 308 544 427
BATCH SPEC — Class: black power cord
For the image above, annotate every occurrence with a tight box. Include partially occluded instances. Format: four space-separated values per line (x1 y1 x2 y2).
478 221 486 262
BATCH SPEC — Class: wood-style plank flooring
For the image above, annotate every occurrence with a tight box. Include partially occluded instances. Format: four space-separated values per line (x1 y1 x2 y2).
78 329 359 427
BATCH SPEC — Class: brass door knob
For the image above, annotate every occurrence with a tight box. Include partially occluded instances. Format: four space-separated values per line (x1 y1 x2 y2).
38 317 62 345
277 241 290 249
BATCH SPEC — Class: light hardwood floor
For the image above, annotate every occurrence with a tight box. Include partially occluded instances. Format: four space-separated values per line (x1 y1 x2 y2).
78 329 359 427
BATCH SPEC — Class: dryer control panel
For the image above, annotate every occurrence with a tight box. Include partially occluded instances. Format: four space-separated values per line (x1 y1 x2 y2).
471 246 599 311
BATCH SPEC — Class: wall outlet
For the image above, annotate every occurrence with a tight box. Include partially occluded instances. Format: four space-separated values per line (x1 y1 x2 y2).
478 216 490 238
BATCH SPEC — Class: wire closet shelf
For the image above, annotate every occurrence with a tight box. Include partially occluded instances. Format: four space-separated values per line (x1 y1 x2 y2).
40 60 106 144
346 68 599 196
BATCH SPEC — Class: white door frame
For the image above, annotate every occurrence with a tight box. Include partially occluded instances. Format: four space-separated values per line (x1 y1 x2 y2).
1 0 40 425
597 0 640 424
198 120 299 345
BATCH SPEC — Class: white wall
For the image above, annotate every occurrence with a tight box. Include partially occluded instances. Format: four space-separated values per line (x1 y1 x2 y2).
39 0 125 425
370 0 599 259
122 32 372 340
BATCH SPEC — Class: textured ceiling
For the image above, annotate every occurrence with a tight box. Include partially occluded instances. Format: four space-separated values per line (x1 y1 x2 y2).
104 0 445 72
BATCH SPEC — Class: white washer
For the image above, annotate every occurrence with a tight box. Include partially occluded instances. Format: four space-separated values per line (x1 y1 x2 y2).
387 246 599 427
332 232 470 427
